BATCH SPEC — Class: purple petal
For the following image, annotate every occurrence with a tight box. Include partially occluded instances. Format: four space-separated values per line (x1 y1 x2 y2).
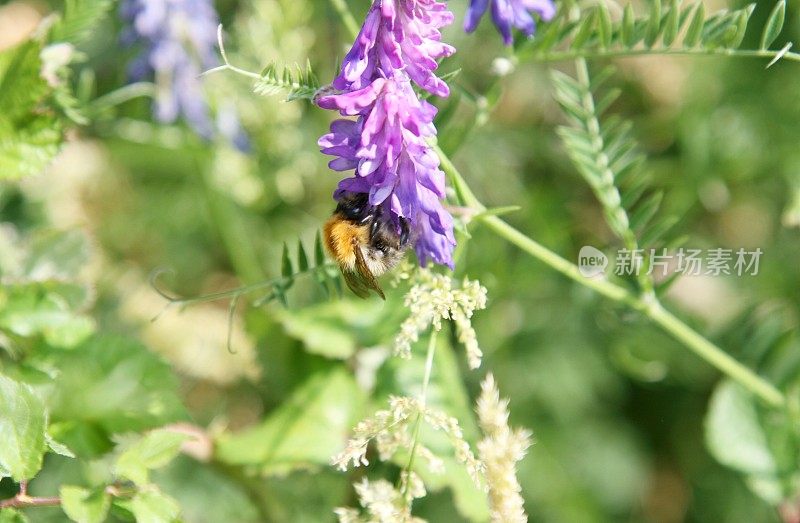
464 0 490 32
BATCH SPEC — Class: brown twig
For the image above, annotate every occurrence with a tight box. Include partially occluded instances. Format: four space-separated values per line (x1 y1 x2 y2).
0 482 61 509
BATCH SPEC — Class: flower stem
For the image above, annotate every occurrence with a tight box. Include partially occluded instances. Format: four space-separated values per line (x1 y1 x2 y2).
88 82 156 114
434 144 786 408
526 45 799 67
421 329 437 401
328 0 361 41
645 302 785 406
198 164 265 284
401 329 438 502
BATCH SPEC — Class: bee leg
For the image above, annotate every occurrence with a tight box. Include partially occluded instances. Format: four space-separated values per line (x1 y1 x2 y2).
399 217 410 246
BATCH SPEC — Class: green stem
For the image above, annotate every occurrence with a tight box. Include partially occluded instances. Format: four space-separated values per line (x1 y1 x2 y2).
328 0 361 41
646 302 785 407
480 214 638 307
434 144 786 408
199 166 265 284
88 82 156 114
401 330 438 502
421 329 437 401
150 263 337 308
527 46 799 66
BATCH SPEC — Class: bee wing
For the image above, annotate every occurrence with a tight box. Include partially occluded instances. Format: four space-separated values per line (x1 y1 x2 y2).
341 267 372 299
353 243 386 300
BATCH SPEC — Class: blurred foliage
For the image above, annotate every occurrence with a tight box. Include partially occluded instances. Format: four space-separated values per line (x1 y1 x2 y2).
1 0 800 522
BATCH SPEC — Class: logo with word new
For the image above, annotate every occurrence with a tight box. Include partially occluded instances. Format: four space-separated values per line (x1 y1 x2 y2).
578 246 608 278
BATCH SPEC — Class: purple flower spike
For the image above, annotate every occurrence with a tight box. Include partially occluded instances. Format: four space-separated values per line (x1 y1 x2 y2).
464 0 556 45
318 0 458 269
334 0 455 97
121 0 249 151
318 75 455 268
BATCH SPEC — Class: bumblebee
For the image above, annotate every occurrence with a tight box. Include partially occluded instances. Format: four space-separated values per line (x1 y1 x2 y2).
323 192 411 299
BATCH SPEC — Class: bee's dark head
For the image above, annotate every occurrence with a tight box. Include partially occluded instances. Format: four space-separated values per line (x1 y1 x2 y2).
335 192 371 223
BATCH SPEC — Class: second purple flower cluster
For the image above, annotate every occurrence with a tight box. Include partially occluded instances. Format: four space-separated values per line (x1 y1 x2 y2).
465 0 556 46
121 0 248 150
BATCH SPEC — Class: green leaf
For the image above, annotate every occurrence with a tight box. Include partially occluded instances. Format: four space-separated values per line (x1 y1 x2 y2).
726 9 752 49
152 456 260 523
639 215 679 247
621 4 636 47
50 0 113 44
0 510 29 523
275 242 294 304
254 61 320 102
595 88 622 116
314 230 326 266
571 11 597 51
216 367 365 475
683 2 705 47
662 0 680 47
529 14 564 51
0 374 47 480
115 429 190 486
46 421 112 459
0 42 48 121
127 489 181 523
597 3 612 49
705 380 776 475
0 281 96 348
46 432 76 458
0 41 63 180
296 241 309 272
60 486 111 523
760 1 786 50
281 242 293 278
645 0 663 48
701 10 742 49
275 300 397 359
0 114 62 180
630 192 663 231
313 231 332 297
49 335 186 432
276 307 356 359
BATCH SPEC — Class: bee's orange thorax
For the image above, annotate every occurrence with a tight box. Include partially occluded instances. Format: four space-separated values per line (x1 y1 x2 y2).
323 216 368 271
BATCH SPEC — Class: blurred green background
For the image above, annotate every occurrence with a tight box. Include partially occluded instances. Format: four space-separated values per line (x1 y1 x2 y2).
1 0 800 521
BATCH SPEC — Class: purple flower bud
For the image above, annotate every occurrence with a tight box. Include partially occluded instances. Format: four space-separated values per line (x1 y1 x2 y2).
464 0 556 45
121 0 249 151
334 0 455 97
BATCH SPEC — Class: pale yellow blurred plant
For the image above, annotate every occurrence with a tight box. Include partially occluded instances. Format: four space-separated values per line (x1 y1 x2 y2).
393 264 488 369
334 268 536 522
477 374 533 523
334 476 426 523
